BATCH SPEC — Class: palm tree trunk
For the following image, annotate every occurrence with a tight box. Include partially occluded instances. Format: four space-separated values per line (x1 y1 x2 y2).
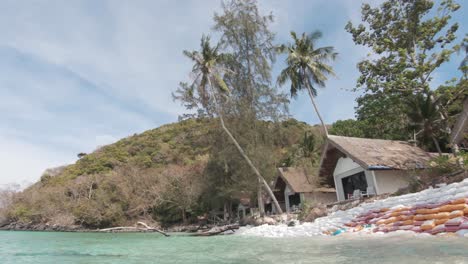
305 83 329 137
431 136 442 155
207 79 283 214
257 177 265 216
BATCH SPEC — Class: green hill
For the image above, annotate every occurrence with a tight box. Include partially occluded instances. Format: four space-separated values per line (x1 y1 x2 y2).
3 118 324 229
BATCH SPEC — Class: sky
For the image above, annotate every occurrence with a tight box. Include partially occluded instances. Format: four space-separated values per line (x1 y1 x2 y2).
0 0 466 187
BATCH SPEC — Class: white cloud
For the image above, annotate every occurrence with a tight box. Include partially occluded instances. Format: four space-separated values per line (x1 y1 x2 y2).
0 136 73 188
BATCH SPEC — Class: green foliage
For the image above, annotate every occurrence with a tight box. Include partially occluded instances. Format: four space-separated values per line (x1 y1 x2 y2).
329 119 367 138
429 151 468 174
8 205 36 223
45 119 213 184
346 0 463 148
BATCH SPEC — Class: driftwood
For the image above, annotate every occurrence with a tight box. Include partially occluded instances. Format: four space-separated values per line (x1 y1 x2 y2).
192 224 239 236
99 222 170 237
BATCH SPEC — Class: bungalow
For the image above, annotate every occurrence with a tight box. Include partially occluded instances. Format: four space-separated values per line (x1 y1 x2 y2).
319 135 436 202
272 167 336 213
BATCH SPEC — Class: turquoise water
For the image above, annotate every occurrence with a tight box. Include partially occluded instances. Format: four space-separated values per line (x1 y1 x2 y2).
1 231 468 264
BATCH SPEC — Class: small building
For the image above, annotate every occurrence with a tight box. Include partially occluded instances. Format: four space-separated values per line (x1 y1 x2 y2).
319 135 436 202
272 167 336 213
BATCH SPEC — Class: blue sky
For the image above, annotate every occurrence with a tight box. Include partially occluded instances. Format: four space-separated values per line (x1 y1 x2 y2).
0 0 466 186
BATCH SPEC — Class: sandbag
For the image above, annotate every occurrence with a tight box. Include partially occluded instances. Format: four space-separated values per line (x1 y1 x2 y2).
446 225 461 233
398 225 413 231
415 208 439 214
376 219 386 226
433 212 450 219
439 204 467 212
464 207 468 215
399 215 413 221
445 217 465 226
402 219 414 226
430 224 446 234
411 226 422 233
384 217 397 225
450 198 468 205
459 221 468 229
414 214 427 221
413 221 424 226
449 210 464 219
435 218 449 226
421 220 436 231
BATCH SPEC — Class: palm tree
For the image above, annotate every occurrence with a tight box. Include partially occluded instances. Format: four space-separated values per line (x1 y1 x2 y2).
277 31 337 136
184 35 283 214
405 92 445 154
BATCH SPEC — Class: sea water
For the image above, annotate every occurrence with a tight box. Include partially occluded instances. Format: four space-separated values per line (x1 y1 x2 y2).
1 231 468 263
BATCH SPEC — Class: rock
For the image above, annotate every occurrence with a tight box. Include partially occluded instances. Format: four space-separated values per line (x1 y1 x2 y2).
303 207 328 223
262 217 276 225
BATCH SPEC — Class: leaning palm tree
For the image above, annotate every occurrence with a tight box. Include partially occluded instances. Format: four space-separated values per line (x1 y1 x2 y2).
277 31 337 136
183 35 283 214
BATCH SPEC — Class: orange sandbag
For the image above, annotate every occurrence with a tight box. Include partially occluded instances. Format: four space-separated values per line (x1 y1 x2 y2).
464 207 468 215
416 208 439 214
396 216 406 221
421 220 436 231
424 214 437 220
438 204 467 212
399 215 414 221
390 211 401 217
450 198 468 205
435 218 449 225
402 219 414 225
414 214 427 221
384 217 397 224
376 219 386 226
433 212 450 219
380 208 390 213
449 210 464 219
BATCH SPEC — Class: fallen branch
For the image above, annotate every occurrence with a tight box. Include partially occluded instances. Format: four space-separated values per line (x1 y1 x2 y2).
192 224 239 236
137 221 170 237
98 222 170 237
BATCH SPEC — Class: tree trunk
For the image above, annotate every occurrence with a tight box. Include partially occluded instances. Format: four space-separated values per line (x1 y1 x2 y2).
432 136 442 155
257 177 265 216
223 201 228 221
207 79 284 214
182 209 187 224
305 83 329 137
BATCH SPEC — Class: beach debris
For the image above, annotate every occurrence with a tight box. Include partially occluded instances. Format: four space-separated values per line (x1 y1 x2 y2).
192 224 240 236
98 221 170 237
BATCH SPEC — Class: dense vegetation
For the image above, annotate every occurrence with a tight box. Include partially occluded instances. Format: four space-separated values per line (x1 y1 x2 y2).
1 119 324 227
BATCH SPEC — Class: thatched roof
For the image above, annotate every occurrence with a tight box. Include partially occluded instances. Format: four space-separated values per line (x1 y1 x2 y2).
450 97 468 145
319 135 434 179
276 167 335 193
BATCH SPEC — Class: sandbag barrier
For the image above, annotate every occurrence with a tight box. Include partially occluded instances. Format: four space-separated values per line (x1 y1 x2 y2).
338 198 468 236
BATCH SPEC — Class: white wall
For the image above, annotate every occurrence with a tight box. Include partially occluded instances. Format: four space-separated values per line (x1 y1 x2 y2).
333 157 361 176
333 157 363 201
373 170 411 194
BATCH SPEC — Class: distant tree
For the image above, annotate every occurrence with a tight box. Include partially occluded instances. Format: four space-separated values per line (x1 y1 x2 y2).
277 31 337 136
346 0 461 146
329 119 367 138
77 153 87 159
179 35 283 214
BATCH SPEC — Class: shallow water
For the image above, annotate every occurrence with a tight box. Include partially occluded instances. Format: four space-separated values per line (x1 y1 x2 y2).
1 231 468 264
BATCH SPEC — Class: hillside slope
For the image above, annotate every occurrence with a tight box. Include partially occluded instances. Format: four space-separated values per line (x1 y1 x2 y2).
2 118 324 229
